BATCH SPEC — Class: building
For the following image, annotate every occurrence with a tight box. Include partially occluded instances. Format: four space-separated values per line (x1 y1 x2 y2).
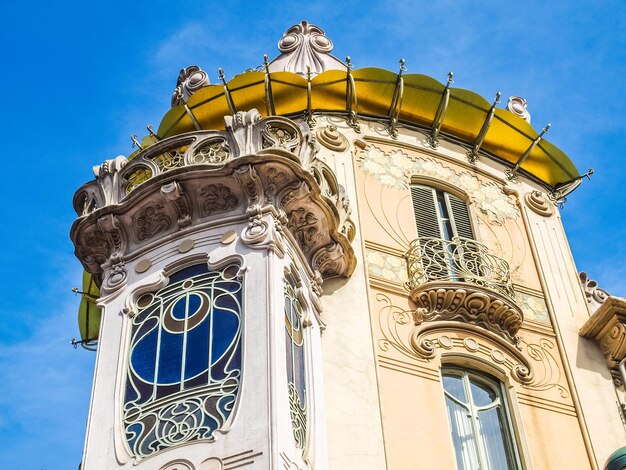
70 21 626 469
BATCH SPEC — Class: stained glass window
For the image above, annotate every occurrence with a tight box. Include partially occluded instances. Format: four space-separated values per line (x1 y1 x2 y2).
442 368 520 470
123 263 242 459
284 276 307 449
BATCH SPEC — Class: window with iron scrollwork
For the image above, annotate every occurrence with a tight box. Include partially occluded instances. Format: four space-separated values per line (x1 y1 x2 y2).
123 263 243 459
284 276 307 450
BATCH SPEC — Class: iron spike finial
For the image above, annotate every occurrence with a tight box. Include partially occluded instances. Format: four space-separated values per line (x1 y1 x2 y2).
447 71 454 84
494 92 502 104
399 58 406 75
346 56 353 69
218 68 226 83
131 134 142 150
146 124 158 138
263 54 269 66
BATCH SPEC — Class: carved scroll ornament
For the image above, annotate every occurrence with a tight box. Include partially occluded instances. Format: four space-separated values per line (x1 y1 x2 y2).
377 293 568 397
71 112 356 280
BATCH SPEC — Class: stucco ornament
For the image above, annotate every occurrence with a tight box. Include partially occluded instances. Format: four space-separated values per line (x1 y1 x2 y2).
376 293 569 397
268 21 347 76
358 144 518 222
171 65 211 107
524 190 554 217
507 96 531 123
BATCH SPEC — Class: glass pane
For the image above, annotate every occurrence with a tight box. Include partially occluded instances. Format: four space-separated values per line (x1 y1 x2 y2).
445 396 479 470
443 374 466 403
471 380 497 408
124 263 243 458
478 407 513 470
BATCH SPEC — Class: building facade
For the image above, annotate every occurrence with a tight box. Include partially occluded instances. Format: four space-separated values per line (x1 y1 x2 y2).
70 22 626 469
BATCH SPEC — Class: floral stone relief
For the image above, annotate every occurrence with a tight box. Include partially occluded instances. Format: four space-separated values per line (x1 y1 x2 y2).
358 145 518 223
366 249 408 284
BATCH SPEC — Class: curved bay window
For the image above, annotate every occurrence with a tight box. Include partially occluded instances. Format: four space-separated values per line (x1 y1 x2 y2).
123 263 243 459
284 275 307 450
442 368 521 470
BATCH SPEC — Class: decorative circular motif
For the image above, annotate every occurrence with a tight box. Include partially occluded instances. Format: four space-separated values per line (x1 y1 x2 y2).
178 239 195 253
136 259 152 273
491 349 506 364
221 230 237 245
524 190 554 217
507 96 531 122
464 337 479 352
439 335 453 349
316 125 349 152
278 33 302 52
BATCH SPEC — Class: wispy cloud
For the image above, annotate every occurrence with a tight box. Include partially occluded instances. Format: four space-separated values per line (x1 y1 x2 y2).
0 261 95 469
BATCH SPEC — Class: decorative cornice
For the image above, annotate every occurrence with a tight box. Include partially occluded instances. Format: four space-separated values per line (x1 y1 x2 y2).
71 110 356 280
580 296 626 384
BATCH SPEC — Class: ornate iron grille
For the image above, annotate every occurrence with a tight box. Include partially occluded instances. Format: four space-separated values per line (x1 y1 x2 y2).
405 236 514 300
123 263 242 459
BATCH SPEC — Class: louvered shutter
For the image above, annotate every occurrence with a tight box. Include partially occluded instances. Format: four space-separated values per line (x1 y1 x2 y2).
446 193 473 240
410 185 442 238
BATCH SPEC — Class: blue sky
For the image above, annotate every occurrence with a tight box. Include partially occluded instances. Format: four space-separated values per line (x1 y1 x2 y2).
0 1 624 468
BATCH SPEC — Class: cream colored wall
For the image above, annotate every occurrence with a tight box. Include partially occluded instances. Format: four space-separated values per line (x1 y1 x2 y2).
344 123 614 469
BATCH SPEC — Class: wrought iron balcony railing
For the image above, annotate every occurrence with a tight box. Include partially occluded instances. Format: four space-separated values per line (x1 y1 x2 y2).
405 236 515 300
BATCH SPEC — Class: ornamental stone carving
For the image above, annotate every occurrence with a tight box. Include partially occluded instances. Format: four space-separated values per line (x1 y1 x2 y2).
579 271 610 312
316 125 349 152
171 65 211 107
268 21 347 77
134 203 172 241
507 96 531 123
409 282 524 345
524 190 555 217
71 110 356 280
199 183 239 216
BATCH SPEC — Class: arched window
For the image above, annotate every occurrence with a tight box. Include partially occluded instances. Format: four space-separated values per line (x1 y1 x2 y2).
123 263 243 458
442 368 521 470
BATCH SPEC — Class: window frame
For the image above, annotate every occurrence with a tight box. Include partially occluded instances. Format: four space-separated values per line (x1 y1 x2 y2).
441 366 523 470
409 179 478 242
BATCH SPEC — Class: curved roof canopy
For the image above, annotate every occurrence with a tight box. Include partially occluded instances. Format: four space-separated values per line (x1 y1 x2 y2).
155 67 579 190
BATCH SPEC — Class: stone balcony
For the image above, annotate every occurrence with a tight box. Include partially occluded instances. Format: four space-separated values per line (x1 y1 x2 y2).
405 236 523 344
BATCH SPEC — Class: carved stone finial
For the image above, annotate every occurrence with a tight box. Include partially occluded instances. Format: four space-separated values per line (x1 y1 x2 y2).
171 65 211 107
507 96 531 123
268 21 347 76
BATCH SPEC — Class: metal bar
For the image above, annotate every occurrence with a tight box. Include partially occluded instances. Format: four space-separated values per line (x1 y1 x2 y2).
306 66 314 128
468 92 501 162
146 124 161 141
506 123 550 180
263 54 276 116
345 56 360 132
427 72 454 149
387 59 406 139
219 68 237 115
